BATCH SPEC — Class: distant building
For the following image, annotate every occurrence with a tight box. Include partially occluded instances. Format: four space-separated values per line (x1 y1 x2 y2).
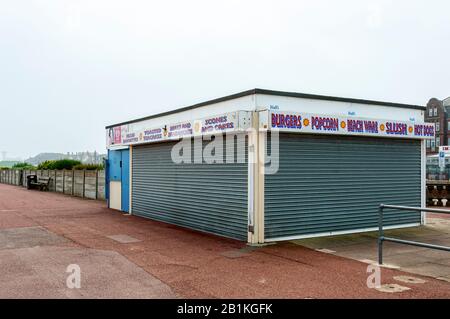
425 97 450 154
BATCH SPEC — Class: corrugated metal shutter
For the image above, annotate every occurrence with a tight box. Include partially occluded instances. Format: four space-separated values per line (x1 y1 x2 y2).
132 136 248 240
265 133 422 240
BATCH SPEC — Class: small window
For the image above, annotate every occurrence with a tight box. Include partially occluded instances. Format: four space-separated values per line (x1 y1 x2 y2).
429 108 433 116
434 107 438 116
426 140 431 148
436 138 440 147
431 139 436 150
436 122 440 132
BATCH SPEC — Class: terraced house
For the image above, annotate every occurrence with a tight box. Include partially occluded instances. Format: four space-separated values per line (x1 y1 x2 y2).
425 97 450 154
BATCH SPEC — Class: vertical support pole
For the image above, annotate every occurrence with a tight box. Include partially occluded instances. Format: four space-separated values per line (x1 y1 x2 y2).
247 113 258 244
129 145 133 215
378 204 384 265
421 139 427 225
248 111 265 245
257 121 266 244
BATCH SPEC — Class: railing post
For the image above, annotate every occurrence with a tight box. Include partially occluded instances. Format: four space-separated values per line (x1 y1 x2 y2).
378 204 384 265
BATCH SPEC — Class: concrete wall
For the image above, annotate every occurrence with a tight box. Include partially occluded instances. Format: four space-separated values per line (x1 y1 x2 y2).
0 170 22 186
0 169 105 200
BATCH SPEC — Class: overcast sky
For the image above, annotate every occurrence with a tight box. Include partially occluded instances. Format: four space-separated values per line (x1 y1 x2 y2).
0 0 449 160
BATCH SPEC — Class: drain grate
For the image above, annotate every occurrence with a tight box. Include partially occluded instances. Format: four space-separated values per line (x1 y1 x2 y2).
394 276 426 284
376 283 411 293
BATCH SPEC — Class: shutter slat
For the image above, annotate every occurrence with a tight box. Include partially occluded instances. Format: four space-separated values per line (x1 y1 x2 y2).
265 134 421 240
132 137 248 241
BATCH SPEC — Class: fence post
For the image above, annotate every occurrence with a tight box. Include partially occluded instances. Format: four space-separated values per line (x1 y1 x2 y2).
72 170 74 195
95 170 99 200
83 170 86 198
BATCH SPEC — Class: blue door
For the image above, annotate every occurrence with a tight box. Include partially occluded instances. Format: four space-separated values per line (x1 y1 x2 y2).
107 149 130 213
121 149 130 213
108 150 122 182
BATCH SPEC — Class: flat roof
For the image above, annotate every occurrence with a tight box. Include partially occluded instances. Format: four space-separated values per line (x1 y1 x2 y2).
106 88 426 129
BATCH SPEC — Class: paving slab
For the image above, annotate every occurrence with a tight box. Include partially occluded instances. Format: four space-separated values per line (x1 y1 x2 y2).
0 246 176 299
107 234 142 244
402 262 450 278
294 215 450 284
0 226 68 250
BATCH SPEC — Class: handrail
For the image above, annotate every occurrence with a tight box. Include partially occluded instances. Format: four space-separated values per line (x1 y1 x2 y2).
380 204 450 214
378 204 450 265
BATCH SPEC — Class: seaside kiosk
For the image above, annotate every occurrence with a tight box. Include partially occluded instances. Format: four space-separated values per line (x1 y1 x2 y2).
106 89 434 244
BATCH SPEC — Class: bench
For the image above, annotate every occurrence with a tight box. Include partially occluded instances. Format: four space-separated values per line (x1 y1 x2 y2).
29 177 52 191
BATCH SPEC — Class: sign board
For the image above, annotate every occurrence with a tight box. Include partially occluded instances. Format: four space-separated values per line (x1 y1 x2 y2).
439 146 450 154
107 112 252 148
264 111 435 140
439 150 446 170
107 110 434 148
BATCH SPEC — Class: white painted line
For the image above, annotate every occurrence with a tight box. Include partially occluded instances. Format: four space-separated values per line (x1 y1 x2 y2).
315 248 336 254
379 263 401 270
358 259 400 269
107 234 141 244
359 259 376 264
436 277 450 283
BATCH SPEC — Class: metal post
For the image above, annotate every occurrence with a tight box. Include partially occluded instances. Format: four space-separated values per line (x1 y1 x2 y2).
378 204 384 265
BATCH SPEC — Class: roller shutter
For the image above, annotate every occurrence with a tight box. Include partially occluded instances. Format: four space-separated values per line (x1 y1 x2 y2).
265 133 422 241
132 136 248 240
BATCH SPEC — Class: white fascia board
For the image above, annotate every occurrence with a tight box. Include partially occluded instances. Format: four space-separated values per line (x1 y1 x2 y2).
255 94 424 122
126 95 257 133
106 95 258 148
108 145 130 151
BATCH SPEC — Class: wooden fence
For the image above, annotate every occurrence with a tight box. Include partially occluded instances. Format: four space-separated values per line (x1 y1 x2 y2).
0 169 105 200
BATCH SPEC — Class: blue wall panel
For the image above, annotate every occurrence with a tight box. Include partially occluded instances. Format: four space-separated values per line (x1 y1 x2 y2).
121 149 130 213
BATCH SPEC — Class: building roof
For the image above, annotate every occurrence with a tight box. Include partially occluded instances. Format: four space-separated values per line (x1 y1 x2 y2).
443 97 450 107
106 88 426 129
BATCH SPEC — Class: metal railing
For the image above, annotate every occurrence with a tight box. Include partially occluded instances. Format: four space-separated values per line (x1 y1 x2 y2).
378 204 450 265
